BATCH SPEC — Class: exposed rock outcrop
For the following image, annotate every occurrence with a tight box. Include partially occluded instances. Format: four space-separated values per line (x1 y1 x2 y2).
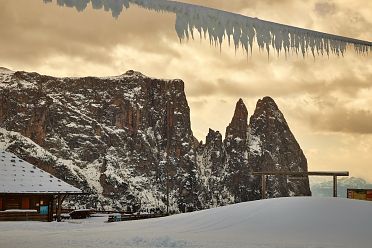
248 97 311 197
0 69 198 212
0 68 310 212
197 97 311 205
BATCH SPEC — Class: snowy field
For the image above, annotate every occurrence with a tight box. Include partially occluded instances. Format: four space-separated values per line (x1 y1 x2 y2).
0 197 371 248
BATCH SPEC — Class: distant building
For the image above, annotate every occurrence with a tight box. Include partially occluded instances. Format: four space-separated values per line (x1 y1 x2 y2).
0 150 83 221
347 189 372 201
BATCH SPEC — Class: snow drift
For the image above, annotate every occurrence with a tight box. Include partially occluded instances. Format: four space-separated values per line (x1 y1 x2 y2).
0 197 371 248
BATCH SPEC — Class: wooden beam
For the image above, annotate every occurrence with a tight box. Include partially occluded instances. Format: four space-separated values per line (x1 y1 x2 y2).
252 171 349 177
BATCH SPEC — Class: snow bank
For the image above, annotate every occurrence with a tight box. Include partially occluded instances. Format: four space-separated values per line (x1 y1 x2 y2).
1 209 37 213
0 197 371 248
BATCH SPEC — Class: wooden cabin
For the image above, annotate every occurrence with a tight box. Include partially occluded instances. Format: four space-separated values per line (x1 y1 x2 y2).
0 150 83 221
347 189 372 201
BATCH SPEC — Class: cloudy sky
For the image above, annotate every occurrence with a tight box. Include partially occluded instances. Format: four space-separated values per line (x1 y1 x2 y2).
0 0 371 181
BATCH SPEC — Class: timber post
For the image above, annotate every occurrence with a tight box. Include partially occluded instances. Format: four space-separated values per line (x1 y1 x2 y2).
48 195 54 222
57 194 62 222
333 175 338 197
261 174 266 199
56 194 67 222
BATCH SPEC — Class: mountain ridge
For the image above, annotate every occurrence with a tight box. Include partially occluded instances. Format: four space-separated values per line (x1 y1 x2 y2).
0 68 311 212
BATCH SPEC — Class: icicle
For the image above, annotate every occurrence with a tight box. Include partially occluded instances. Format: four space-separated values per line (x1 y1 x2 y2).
175 13 187 41
283 29 290 55
240 23 249 54
247 22 255 55
225 20 234 47
233 25 242 52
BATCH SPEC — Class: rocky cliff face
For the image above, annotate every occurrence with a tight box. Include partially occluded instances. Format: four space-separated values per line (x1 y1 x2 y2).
248 97 311 198
223 99 252 202
0 69 199 212
196 97 311 207
0 68 310 212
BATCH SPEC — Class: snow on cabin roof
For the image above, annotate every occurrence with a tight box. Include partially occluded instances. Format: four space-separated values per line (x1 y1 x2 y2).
0 150 82 194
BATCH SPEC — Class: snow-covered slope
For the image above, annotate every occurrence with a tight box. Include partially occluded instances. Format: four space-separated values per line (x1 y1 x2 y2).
0 197 371 248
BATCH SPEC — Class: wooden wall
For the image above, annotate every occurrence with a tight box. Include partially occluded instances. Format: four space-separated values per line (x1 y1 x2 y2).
0 195 51 210
0 211 48 221
0 194 53 221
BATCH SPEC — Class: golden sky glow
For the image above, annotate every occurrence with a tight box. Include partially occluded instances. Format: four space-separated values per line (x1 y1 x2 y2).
0 0 371 180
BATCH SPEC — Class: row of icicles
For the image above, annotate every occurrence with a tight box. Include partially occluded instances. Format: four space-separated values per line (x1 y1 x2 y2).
47 0 371 58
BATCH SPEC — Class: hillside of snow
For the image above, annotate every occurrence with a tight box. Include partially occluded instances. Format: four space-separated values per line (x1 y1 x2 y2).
0 197 371 248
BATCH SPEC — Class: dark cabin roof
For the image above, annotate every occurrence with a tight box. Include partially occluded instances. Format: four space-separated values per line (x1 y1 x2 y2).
0 150 82 194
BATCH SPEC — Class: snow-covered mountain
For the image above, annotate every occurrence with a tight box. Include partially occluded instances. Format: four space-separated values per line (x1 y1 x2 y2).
311 177 372 198
196 98 311 207
0 68 310 211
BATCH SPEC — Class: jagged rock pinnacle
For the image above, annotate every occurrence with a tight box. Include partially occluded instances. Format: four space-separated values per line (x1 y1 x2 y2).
255 96 281 114
206 128 222 146
249 96 311 198
225 98 248 139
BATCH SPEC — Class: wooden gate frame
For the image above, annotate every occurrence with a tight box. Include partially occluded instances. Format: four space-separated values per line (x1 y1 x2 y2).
252 171 349 199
